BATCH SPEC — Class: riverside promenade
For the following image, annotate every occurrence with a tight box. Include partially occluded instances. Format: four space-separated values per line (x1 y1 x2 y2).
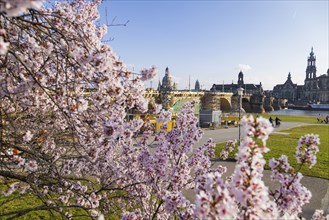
192 122 329 219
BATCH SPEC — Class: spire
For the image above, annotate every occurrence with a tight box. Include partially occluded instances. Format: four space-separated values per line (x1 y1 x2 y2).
288 72 291 80
165 67 169 75
173 82 177 90
238 71 244 86
195 80 200 91
157 80 161 91
306 48 317 79
189 75 191 91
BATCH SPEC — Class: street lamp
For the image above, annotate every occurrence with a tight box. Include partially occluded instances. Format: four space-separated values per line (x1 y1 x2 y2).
237 87 244 144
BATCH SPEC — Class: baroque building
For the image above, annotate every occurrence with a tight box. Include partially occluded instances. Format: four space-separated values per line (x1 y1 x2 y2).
272 72 300 102
210 71 263 95
303 48 329 102
272 48 329 104
157 67 177 91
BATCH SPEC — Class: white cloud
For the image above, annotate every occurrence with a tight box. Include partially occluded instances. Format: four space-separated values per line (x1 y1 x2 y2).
237 64 252 72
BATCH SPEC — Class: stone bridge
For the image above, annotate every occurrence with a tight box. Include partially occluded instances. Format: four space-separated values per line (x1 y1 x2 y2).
144 89 287 113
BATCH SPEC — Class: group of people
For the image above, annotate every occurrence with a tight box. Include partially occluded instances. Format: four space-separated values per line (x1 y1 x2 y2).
317 114 329 124
269 116 281 127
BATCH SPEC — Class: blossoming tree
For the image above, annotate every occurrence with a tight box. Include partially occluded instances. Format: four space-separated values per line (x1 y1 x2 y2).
0 0 327 219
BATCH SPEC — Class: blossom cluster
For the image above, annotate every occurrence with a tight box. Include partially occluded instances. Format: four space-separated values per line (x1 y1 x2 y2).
228 116 278 219
240 115 274 145
296 134 320 167
139 65 158 81
0 0 43 16
0 0 154 218
195 172 238 219
270 155 312 217
0 29 9 55
219 139 237 160
0 0 43 55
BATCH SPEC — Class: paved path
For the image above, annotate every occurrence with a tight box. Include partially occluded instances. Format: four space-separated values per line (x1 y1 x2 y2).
199 121 308 145
191 122 329 219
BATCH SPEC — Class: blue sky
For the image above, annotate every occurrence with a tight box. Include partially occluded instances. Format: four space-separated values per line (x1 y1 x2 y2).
99 1 328 90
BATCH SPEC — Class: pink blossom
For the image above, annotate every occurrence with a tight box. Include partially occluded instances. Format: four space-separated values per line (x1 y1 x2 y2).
195 172 238 219
296 134 320 167
270 155 312 217
156 109 172 123
0 0 43 17
0 36 9 55
220 139 237 160
23 130 33 142
25 160 38 171
139 66 158 81
122 211 142 220
312 210 329 220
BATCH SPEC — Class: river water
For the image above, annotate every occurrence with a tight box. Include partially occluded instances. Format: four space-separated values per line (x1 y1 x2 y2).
270 109 329 116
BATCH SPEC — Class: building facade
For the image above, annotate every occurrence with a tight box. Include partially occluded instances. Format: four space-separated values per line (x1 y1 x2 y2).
210 71 263 95
272 72 299 102
273 48 329 104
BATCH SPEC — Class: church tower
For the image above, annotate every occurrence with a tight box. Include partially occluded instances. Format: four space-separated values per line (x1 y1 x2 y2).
304 47 319 101
195 80 200 91
238 71 244 86
306 47 317 79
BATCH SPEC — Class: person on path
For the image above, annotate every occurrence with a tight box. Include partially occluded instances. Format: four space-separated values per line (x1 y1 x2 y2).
269 117 274 126
275 117 281 127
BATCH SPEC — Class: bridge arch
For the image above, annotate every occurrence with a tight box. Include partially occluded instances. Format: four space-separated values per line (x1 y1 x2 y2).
220 98 232 112
143 90 265 114
242 97 251 113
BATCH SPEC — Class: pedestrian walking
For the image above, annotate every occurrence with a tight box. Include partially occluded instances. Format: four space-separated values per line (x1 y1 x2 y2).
275 117 281 127
269 117 274 126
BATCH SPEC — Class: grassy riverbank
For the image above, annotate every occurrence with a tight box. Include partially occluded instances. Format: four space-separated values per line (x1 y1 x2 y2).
215 124 329 179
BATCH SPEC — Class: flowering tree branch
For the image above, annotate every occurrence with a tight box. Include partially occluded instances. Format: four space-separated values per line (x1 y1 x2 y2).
0 0 327 219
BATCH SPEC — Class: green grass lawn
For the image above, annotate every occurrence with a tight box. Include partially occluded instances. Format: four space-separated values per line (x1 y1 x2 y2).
215 124 329 179
249 113 320 123
0 190 92 219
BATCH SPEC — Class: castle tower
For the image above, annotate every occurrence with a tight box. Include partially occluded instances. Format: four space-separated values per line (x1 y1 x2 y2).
306 47 317 79
238 71 244 86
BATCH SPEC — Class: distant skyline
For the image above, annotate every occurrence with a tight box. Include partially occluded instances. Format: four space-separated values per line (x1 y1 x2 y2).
99 1 328 90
